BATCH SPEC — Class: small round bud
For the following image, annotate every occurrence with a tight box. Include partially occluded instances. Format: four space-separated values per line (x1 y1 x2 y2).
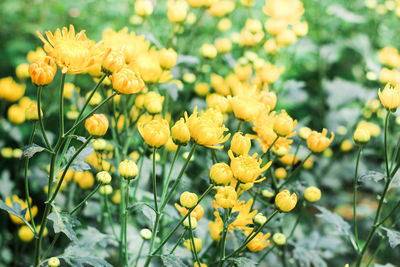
84 114 109 137
99 185 113 195
299 127 312 140
140 228 152 240
275 167 287 180
92 139 107 151
48 257 60 267
201 44 217 59
183 216 197 229
180 191 198 209
353 127 370 145
119 160 139 180
253 213 267 225
144 91 164 114
171 118 191 145
275 190 297 212
210 162 233 185
271 146 288 157
96 171 112 184
304 186 321 202
230 132 251 156
272 233 286 245
29 57 57 86
158 48 178 69
273 111 296 137
262 189 274 198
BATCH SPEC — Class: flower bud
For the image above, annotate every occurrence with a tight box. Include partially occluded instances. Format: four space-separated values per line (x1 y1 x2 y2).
262 189 274 198
135 0 153 17
304 186 321 202
271 146 288 157
378 83 400 111
112 68 145 95
239 182 253 191
96 171 112 184
102 49 125 74
140 228 152 240
218 18 232 32
8 104 25 124
167 0 188 23
48 257 60 267
144 91 164 114
171 118 191 145
184 238 202 252
275 167 287 180
158 48 178 69
166 138 178 152
215 186 237 208
92 139 107 151
16 63 30 80
183 216 197 229
253 213 267 225
138 119 170 147
273 111 296 137
230 132 251 156
353 127 371 145
214 38 232 53
201 44 217 59
25 103 42 122
84 114 109 137
86 91 102 106
29 57 57 86
119 160 138 180
275 190 297 212
180 191 198 208
194 82 210 96
210 163 233 185
293 21 308 37
99 185 113 195
307 129 334 153
299 127 312 140
340 139 353 152
272 233 286 245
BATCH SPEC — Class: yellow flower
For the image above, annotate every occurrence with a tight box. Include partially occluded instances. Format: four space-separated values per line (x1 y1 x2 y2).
27 47 46 63
263 0 304 23
234 63 253 81
217 18 232 32
201 44 218 59
275 167 287 180
167 0 188 23
357 121 380 137
258 89 277 110
0 77 25 102
180 191 198 208
228 150 271 183
378 46 400 68
256 62 284 84
175 203 205 221
96 171 112 184
276 29 297 47
264 18 288 36
354 126 371 145
229 94 263 122
208 1 235 17
63 83 78 99
264 39 278 54
378 83 400 111
184 237 202 252
304 186 321 202
184 107 230 149
5 195 38 224
16 63 30 80
171 118 191 145
275 190 297 212
29 56 57 86
166 138 178 152
279 154 299 165
8 104 26 124
135 0 154 17
293 21 308 37
340 139 353 152
215 38 232 53
211 74 230 96
119 160 139 179
215 186 237 208
194 82 210 96
210 162 233 185
272 233 286 245
18 225 35 242
206 93 231 113
48 257 61 267
158 48 178 69
112 68 146 95
230 132 251 156
112 190 121 204
299 126 312 140
307 129 334 153
26 103 42 122
138 118 170 147
246 231 271 252
85 114 109 137
209 218 224 242
102 49 125 74
73 171 94 189
273 110 297 137
37 24 96 74
144 91 164 114
303 158 314 169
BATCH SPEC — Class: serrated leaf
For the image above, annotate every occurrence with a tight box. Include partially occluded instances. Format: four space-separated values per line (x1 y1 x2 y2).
315 205 350 236
228 211 240 225
293 246 328 267
229 257 257 267
161 254 186 267
61 245 112 267
48 208 80 242
0 199 35 233
64 146 93 172
21 144 45 159
359 171 385 183
382 227 400 248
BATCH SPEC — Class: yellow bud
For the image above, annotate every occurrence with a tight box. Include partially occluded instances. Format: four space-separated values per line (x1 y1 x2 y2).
273 110 296 137
307 129 334 153
276 29 297 47
96 171 112 184
217 18 232 32
304 186 321 202
253 213 267 225
293 21 308 37
194 82 210 96
144 91 164 114
215 186 237 208
48 257 60 267
378 83 400 111
112 68 145 95
167 0 188 23
138 119 170 147
340 139 353 152
8 104 25 124
230 132 251 156
183 216 197 229
275 190 297 212
119 160 139 180
86 91 102 106
84 114 109 137
16 63 30 80
158 48 178 69
99 185 113 195
263 39 278 54
262 189 274 198
275 167 287 180
1 147 14 158
214 38 232 53
210 163 233 185
271 146 288 157
180 191 198 208
135 0 153 17
184 237 202 252
102 50 125 74
18 225 34 242
299 127 312 140
353 127 371 145
29 57 57 86
272 233 286 245
140 228 152 239
25 103 42 122
171 118 191 145
201 44 217 59
92 139 107 151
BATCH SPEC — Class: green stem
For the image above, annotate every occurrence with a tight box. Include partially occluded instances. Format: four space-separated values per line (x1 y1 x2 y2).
59 73 66 137
161 143 198 210
218 209 230 267
36 86 53 152
279 152 313 189
384 112 391 181
160 145 182 204
104 193 119 240
257 244 275 264
124 180 131 267
169 229 187 254
353 147 363 251
152 147 159 212
133 155 145 201
262 136 279 159
189 216 201 266
70 184 101 214
134 239 145 267
236 120 243 133
24 122 37 233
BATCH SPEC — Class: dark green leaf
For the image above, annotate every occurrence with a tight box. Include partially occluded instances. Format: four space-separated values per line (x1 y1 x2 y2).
383 227 400 248
0 199 35 233
359 171 385 183
48 207 81 242
64 146 93 172
21 144 45 159
161 254 186 267
61 245 112 267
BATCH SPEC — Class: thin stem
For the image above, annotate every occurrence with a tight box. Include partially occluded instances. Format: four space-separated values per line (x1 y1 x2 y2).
236 120 243 133
24 123 37 233
59 73 66 137
152 147 159 212
279 152 313 189
78 73 107 121
257 244 275 264
353 147 363 251
161 143 198 210
70 184 101 214
218 209 230 267
134 239 145 267
133 155 145 201
36 86 53 152
124 180 131 267
262 136 279 159
170 229 187 254
384 112 391 181
189 216 201 267
104 193 119 240
160 145 182 204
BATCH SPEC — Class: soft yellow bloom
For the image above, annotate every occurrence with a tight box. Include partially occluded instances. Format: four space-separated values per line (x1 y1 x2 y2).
263 0 304 23
135 0 153 17
246 231 271 252
215 186 237 208
144 91 164 114
184 238 202 252
256 62 284 84
85 114 109 137
0 77 25 102
8 104 25 124
299 126 312 140
210 162 233 185
16 63 30 80
138 119 170 147
264 39 278 54
273 110 297 137
228 150 271 183
166 138 178 152
208 1 235 17
340 139 353 152
171 118 191 145
27 47 46 63
217 18 232 32
275 190 297 212
180 191 198 208
229 94 263 122
175 203 205 221
272 233 286 245
102 49 125 74
307 129 334 153
18 225 35 242
201 44 217 59
378 83 400 111
215 38 232 53
167 0 188 23
112 68 146 95
25 103 42 122
194 82 210 96
293 21 308 36
73 171 94 189
37 24 96 74
357 121 380 137
96 171 112 184
304 186 321 202
206 93 230 113
119 160 139 179
158 48 178 69
354 126 371 145
264 18 288 36
378 46 400 68
230 132 251 156
275 167 287 180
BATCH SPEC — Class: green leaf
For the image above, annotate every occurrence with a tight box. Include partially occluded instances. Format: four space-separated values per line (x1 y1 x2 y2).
0 199 35 234
160 254 186 267
61 245 112 267
228 257 257 267
359 171 385 183
48 207 81 242
64 146 93 172
382 227 400 248
21 144 45 159
315 205 350 236
293 246 327 267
